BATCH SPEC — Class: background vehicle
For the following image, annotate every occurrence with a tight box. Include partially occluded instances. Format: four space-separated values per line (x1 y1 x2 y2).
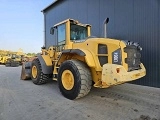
0 48 25 65
5 54 22 67
0 55 8 64
21 18 146 100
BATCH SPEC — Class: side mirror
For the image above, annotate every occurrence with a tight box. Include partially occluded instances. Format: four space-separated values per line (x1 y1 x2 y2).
50 27 54 35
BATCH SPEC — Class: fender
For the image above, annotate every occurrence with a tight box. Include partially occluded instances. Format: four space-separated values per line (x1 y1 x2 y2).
37 55 53 74
58 49 96 67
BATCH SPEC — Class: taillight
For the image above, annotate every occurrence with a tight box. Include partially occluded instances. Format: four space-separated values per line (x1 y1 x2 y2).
116 68 120 73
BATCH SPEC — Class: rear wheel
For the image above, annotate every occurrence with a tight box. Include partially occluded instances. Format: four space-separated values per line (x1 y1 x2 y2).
58 60 92 100
5 59 11 67
5 63 11 67
31 58 49 85
11 62 19 67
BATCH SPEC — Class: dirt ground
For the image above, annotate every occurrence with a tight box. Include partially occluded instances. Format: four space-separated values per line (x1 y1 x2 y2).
0 65 160 120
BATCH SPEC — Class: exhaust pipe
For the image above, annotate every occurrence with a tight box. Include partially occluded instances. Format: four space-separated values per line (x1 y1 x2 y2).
104 18 109 38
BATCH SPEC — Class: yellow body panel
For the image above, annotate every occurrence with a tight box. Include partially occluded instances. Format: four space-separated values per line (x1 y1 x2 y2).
80 49 96 68
41 55 52 66
0 56 8 64
72 38 121 70
101 63 146 88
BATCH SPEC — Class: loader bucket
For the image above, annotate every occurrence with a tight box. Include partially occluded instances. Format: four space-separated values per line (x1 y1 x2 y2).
21 61 32 80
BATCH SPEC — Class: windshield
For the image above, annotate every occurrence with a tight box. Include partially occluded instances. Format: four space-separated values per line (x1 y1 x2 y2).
70 24 87 40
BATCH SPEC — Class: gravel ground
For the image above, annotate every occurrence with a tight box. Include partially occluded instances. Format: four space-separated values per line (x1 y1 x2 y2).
0 65 160 120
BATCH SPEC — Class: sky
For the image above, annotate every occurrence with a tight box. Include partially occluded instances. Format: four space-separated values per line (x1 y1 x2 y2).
0 0 54 53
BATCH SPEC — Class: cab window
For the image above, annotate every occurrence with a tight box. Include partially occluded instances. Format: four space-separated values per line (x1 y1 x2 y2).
57 24 66 45
70 24 87 40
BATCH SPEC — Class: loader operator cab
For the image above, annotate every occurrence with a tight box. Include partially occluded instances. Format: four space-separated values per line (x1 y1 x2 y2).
50 19 91 51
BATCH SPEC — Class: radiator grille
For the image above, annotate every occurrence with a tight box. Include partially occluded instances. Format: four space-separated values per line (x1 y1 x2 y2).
124 45 141 71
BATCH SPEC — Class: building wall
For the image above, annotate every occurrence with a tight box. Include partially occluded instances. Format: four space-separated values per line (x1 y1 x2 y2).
43 0 160 88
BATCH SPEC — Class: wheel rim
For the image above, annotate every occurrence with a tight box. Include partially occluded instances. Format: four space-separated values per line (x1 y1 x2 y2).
62 70 74 90
32 65 38 79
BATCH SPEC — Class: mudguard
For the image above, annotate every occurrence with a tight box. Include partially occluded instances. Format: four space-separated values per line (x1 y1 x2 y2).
58 49 96 68
21 56 53 80
37 55 53 74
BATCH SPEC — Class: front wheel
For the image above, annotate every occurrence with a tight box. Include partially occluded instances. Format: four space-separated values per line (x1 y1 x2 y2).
31 58 49 85
58 60 92 100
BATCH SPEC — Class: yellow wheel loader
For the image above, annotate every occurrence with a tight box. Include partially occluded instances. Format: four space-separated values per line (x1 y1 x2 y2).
0 56 3 64
0 55 9 64
5 54 22 67
21 18 146 100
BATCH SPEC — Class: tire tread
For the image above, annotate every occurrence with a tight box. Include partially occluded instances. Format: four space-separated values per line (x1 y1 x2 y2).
32 58 49 85
68 60 92 99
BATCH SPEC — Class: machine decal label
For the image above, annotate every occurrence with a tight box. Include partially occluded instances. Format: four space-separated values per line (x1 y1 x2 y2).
74 40 85 43
113 52 119 63
112 48 122 65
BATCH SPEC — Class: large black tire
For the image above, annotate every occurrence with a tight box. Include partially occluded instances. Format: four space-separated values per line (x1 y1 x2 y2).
58 60 92 100
5 59 11 67
31 58 49 85
11 62 19 67
5 63 11 67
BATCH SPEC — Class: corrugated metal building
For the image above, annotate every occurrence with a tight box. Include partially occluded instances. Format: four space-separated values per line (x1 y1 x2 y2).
42 0 160 88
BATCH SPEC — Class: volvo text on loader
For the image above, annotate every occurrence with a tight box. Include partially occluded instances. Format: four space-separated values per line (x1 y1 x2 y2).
21 18 146 100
